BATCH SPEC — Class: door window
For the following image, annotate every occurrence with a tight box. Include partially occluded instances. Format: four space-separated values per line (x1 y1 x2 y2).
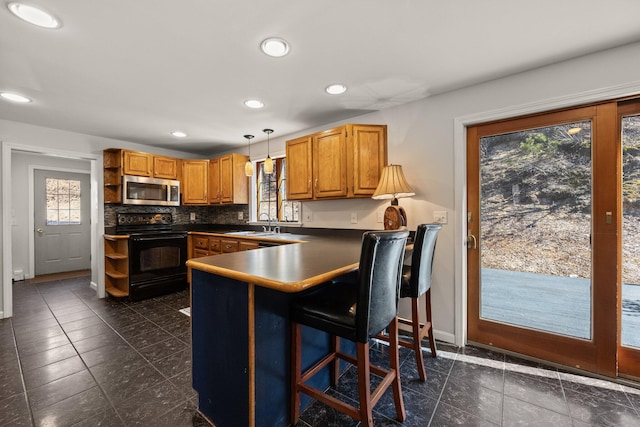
46 178 81 225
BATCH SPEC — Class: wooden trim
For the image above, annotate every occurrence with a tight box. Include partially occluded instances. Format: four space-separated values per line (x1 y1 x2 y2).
466 104 618 376
248 283 255 427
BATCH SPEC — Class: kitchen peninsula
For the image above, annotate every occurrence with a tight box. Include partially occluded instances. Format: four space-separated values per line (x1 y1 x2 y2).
187 232 364 427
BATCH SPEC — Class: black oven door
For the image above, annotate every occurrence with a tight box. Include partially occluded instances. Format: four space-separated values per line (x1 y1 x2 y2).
129 233 187 299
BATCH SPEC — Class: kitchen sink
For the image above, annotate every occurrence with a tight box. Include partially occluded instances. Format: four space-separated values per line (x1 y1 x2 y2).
224 231 259 236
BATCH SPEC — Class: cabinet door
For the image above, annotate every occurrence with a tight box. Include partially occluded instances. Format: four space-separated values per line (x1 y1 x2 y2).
123 151 152 176
219 155 234 203
153 155 179 179
209 157 221 204
313 127 347 199
182 160 209 205
286 136 313 200
350 124 387 197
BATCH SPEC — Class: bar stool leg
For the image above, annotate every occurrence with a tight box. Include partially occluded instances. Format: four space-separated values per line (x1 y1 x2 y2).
331 335 340 386
426 289 437 358
389 316 406 422
411 296 427 381
356 342 374 427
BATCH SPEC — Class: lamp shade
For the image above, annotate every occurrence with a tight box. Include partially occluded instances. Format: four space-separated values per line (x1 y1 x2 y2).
372 164 415 201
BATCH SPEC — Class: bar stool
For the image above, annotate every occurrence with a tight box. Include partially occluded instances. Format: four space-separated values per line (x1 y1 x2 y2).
290 230 409 427
377 223 441 381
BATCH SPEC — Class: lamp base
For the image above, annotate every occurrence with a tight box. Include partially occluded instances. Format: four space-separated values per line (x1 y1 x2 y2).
383 205 407 230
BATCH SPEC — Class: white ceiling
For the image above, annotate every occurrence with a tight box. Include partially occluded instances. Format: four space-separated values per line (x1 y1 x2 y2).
2 1 640 156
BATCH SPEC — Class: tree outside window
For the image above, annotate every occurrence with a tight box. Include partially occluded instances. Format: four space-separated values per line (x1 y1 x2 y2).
256 158 300 222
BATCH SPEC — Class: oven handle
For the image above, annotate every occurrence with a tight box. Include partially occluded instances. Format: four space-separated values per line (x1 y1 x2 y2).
130 234 186 242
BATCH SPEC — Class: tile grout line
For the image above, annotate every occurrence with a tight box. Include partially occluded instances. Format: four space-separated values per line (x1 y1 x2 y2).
8 317 36 427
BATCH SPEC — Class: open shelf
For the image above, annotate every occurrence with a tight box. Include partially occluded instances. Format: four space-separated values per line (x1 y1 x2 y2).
104 234 129 297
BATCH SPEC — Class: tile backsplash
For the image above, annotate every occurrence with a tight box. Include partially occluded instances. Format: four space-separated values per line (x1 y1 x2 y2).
104 204 250 228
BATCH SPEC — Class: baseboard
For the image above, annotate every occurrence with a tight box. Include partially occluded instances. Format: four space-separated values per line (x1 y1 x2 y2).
0 310 4 319
90 281 98 292
398 324 456 345
434 330 456 345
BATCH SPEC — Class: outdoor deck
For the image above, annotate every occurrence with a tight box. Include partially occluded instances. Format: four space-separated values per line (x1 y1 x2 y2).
481 268 640 348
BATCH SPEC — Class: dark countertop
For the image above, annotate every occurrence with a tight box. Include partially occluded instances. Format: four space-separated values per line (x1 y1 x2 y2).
186 233 363 293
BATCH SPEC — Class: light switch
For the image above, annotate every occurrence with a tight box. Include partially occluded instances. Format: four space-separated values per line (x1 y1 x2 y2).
190 212 196 221
350 212 358 224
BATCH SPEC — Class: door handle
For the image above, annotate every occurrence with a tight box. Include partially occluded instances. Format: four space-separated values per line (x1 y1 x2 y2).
36 228 43 233
467 230 477 249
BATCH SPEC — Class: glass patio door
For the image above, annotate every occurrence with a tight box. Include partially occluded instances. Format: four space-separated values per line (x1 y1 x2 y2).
467 104 618 376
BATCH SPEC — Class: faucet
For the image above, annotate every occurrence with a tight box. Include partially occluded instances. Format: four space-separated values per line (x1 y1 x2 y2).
259 213 272 233
259 213 281 233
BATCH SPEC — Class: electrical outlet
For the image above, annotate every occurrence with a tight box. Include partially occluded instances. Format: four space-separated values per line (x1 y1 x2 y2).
190 212 196 221
304 211 312 222
433 211 447 224
377 211 384 223
237 211 243 220
350 212 358 224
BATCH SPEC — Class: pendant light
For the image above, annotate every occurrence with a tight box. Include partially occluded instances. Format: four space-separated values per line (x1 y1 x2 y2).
244 134 254 176
263 128 274 174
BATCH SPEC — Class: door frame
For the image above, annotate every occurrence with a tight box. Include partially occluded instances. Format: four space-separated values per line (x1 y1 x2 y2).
453 81 640 348
29 166 91 277
1 142 103 319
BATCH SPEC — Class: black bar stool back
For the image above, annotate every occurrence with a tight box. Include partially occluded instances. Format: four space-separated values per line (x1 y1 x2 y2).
378 223 441 381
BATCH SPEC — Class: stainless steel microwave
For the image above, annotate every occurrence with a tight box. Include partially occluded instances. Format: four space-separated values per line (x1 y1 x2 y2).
122 175 180 206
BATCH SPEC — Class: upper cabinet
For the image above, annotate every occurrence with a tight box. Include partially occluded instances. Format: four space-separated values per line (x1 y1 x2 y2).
104 149 180 203
123 151 152 176
182 159 209 205
153 155 180 180
209 153 249 204
286 124 387 201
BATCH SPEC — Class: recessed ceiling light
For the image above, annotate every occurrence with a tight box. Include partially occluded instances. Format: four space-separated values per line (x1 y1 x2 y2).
0 92 32 103
244 99 264 109
8 2 61 29
325 84 347 95
260 38 290 57
171 131 187 138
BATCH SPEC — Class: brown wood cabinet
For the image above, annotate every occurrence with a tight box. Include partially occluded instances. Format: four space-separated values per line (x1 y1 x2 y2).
286 124 387 201
182 159 209 205
104 235 129 297
123 150 153 176
209 153 249 204
104 149 123 203
153 155 180 180
286 136 313 200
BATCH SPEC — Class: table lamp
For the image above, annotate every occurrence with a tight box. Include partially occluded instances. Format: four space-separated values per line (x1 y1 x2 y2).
372 164 415 230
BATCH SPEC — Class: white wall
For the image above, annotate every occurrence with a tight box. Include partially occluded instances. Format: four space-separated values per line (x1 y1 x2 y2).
11 152 91 280
3 41 640 341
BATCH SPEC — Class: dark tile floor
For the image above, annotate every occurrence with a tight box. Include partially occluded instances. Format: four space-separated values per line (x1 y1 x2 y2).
1 276 640 426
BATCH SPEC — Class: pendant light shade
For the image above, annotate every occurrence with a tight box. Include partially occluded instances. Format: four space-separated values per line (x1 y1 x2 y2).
263 128 274 174
244 134 254 176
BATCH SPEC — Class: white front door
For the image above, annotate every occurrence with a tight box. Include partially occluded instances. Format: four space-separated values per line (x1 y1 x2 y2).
34 170 91 275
